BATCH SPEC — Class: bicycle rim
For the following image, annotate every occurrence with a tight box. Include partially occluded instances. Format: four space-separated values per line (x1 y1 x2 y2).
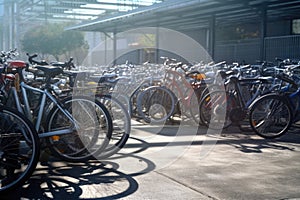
249 95 292 139
200 90 235 130
0 107 40 193
137 86 175 123
96 95 131 159
46 96 112 162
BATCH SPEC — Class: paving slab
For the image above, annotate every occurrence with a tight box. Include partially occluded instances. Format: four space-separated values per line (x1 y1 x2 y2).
2 121 300 200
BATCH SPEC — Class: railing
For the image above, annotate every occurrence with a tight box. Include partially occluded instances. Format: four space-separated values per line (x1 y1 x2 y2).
264 35 300 62
215 35 300 63
215 38 260 64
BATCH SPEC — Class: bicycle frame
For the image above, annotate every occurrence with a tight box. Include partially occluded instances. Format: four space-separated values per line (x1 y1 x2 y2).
286 87 300 120
111 76 157 117
164 69 198 109
227 77 273 111
10 81 79 138
274 74 300 120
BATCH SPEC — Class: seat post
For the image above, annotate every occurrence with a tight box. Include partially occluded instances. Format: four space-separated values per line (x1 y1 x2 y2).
44 76 52 89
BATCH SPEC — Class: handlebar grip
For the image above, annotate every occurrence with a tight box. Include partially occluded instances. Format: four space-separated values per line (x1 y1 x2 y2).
27 53 38 64
26 53 38 59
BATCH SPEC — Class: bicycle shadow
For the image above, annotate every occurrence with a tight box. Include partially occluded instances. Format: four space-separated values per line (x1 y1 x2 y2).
132 124 300 155
218 127 300 154
1 153 155 200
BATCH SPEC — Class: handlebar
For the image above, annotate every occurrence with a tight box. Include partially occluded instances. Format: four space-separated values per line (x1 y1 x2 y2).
276 73 297 86
26 53 75 70
0 48 19 63
26 53 49 65
51 57 75 70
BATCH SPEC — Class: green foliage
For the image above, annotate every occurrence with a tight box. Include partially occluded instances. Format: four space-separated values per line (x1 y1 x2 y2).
21 23 85 60
216 24 260 41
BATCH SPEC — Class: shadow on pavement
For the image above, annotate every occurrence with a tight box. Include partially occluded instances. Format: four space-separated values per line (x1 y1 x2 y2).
128 125 300 155
1 159 147 200
2 124 299 199
221 126 300 153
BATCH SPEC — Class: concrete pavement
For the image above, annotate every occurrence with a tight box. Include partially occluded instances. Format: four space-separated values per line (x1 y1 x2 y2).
2 121 300 199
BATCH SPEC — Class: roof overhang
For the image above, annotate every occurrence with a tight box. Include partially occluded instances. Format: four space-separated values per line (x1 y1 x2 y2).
65 0 300 33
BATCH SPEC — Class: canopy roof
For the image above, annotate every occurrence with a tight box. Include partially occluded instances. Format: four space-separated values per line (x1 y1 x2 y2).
15 0 164 22
65 0 300 32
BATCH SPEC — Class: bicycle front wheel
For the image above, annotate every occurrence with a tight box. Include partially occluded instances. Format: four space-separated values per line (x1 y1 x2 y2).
137 86 175 124
249 94 292 139
199 90 236 130
46 96 112 162
0 107 40 193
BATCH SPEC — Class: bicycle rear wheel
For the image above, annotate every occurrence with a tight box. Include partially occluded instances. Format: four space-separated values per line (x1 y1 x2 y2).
0 107 40 193
46 96 112 162
249 94 292 139
96 94 131 159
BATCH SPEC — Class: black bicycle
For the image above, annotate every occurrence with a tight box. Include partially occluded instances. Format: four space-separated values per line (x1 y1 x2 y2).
0 106 40 193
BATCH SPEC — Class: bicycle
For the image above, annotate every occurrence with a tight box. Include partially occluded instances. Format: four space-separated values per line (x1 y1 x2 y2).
27 53 130 159
148 57 209 124
1 51 113 162
199 63 277 130
93 62 171 124
0 106 40 193
249 65 300 138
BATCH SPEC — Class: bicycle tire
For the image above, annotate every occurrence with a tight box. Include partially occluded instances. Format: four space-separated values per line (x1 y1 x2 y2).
199 90 236 129
136 86 175 123
249 94 292 139
96 94 131 159
199 84 224 103
0 107 40 193
46 96 112 162
188 91 202 124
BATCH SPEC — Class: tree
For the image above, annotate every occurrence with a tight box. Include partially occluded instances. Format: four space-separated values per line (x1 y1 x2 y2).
21 23 86 61
216 23 260 41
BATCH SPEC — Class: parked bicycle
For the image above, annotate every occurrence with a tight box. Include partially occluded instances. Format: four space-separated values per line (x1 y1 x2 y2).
249 64 300 138
199 62 278 130
26 53 131 159
0 105 40 194
1 50 113 162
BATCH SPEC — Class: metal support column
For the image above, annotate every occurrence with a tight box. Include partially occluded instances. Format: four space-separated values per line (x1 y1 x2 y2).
3 1 10 50
155 26 159 63
260 3 267 61
9 2 14 48
209 15 216 60
113 30 117 65
12 2 17 48
103 32 114 65
104 33 107 65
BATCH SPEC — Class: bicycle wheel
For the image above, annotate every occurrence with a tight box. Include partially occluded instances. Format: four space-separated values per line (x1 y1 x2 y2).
199 90 237 129
0 107 40 193
189 90 202 124
249 94 292 139
96 94 131 159
137 86 175 123
199 84 224 103
46 96 112 162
